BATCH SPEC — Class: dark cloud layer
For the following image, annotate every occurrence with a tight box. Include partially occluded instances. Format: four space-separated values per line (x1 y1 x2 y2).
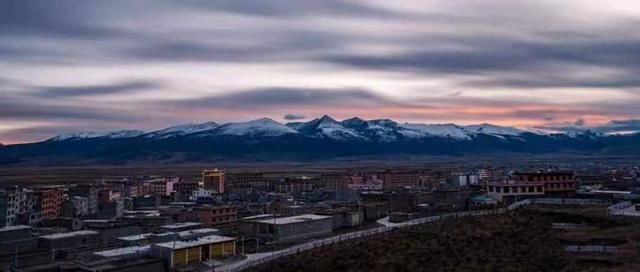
174 87 394 109
32 81 158 98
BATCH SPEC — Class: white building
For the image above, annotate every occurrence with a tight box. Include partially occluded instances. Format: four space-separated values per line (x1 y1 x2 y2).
487 180 545 203
1 187 32 227
458 174 480 187
191 188 216 201
71 196 89 217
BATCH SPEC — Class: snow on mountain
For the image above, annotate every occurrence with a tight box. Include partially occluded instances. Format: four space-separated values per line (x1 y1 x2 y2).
398 123 471 140
464 123 528 139
49 130 144 141
214 118 298 137
42 116 588 144
145 121 218 138
342 118 398 142
297 115 368 141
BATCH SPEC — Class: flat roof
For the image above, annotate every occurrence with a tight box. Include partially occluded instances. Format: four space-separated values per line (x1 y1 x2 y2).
589 190 632 195
153 235 236 250
0 225 31 232
117 233 152 241
94 245 150 257
242 214 275 220
40 230 99 240
83 219 112 223
159 222 203 229
254 214 331 225
178 228 219 236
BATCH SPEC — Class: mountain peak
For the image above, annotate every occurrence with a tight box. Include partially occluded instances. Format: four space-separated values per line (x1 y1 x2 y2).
318 115 338 123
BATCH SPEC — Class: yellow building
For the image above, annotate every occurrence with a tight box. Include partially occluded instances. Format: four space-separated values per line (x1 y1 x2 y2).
202 169 225 193
150 235 236 268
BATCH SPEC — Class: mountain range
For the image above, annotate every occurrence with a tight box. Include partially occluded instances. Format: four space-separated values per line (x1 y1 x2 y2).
1 115 639 165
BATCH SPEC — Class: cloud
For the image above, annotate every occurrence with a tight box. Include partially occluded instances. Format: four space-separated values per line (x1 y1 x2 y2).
535 119 640 135
283 114 306 120
32 80 158 98
594 119 640 134
179 0 395 18
171 87 394 109
3 0 640 143
323 37 640 78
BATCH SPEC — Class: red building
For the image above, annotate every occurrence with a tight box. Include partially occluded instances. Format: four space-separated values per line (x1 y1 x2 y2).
35 189 64 219
196 206 238 227
513 172 577 198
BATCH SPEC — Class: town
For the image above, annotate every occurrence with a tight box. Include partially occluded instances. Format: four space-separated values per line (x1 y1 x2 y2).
1 163 640 271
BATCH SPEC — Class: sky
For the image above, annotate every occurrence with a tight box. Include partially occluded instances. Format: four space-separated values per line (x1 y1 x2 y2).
1 0 640 144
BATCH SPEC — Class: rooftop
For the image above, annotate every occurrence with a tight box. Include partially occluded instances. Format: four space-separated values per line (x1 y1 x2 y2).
94 245 150 258
178 228 219 236
40 230 99 240
159 222 203 229
117 233 153 241
254 214 331 225
153 235 236 250
242 214 275 220
0 225 31 233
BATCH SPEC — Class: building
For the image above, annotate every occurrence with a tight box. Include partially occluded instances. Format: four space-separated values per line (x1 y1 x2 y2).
0 225 37 254
456 173 480 187
158 222 204 233
191 188 217 202
62 196 89 218
150 235 236 268
0 186 31 227
149 178 177 196
320 173 349 191
97 199 124 219
202 169 225 193
196 206 238 227
273 177 316 194
94 245 151 259
174 181 200 201
227 172 269 192
378 170 422 189
348 177 383 191
38 230 100 249
487 171 577 203
68 184 98 215
239 214 333 244
33 188 64 219
159 206 198 223
514 172 577 198
314 208 363 229
98 189 121 203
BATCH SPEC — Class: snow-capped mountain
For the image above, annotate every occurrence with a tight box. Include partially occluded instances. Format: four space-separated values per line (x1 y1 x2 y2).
295 115 368 141
144 122 218 138
465 123 527 136
48 130 145 141
209 118 298 137
341 117 399 142
44 116 590 143
398 123 471 140
18 115 638 165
